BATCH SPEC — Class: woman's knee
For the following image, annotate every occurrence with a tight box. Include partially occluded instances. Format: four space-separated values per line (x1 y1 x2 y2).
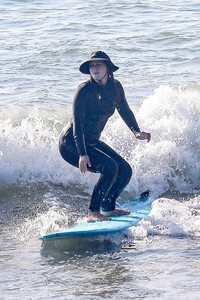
120 160 132 184
126 163 133 182
103 158 118 180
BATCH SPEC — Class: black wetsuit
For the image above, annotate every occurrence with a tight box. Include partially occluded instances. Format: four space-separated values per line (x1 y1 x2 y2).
59 78 140 212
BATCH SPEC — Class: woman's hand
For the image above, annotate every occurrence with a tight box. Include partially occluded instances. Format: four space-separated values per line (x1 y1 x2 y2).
135 131 151 142
79 155 91 174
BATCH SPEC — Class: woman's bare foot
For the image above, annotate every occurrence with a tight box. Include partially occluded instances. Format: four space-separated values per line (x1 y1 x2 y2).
101 208 130 217
87 211 111 222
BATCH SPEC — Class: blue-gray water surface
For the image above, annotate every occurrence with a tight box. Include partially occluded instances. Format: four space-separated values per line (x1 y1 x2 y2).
1 1 200 299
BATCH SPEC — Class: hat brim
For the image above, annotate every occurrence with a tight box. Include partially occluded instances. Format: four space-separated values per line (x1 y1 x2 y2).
79 58 119 74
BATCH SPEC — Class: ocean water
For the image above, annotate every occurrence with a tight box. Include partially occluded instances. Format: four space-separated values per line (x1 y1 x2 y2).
1 0 200 299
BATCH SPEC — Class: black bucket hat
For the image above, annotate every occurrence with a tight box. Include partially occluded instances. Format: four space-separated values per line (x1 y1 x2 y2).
79 51 119 74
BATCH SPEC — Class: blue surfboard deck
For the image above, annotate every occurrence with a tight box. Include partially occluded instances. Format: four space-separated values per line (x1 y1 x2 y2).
40 195 151 241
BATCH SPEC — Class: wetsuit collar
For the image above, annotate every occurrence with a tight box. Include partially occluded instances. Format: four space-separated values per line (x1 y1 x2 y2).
90 77 112 87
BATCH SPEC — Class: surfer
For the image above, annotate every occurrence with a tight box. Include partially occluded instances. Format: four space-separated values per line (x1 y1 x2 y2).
59 51 151 222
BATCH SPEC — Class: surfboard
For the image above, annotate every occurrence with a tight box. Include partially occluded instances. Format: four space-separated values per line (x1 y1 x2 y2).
40 193 151 242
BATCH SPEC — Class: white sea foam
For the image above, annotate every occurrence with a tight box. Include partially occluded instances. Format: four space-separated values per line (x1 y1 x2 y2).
104 85 200 195
1 2 200 299
1 85 200 198
129 196 200 238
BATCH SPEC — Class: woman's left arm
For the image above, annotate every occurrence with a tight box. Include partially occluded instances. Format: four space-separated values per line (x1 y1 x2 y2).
115 80 151 142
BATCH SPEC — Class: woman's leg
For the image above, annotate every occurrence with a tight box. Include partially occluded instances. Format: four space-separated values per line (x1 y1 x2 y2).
59 130 132 219
86 145 119 212
94 141 132 214
59 129 119 220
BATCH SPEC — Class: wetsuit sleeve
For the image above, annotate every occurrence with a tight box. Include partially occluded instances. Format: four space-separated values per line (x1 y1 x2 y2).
115 81 140 134
72 84 88 156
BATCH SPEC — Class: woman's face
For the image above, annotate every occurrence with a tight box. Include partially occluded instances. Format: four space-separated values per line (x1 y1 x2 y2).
89 60 108 83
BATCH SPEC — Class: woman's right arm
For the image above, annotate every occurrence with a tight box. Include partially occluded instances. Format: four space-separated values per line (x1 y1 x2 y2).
73 84 88 156
72 84 91 173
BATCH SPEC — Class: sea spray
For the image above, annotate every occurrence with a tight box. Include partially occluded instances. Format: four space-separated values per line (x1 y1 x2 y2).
1 85 200 197
129 196 200 238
